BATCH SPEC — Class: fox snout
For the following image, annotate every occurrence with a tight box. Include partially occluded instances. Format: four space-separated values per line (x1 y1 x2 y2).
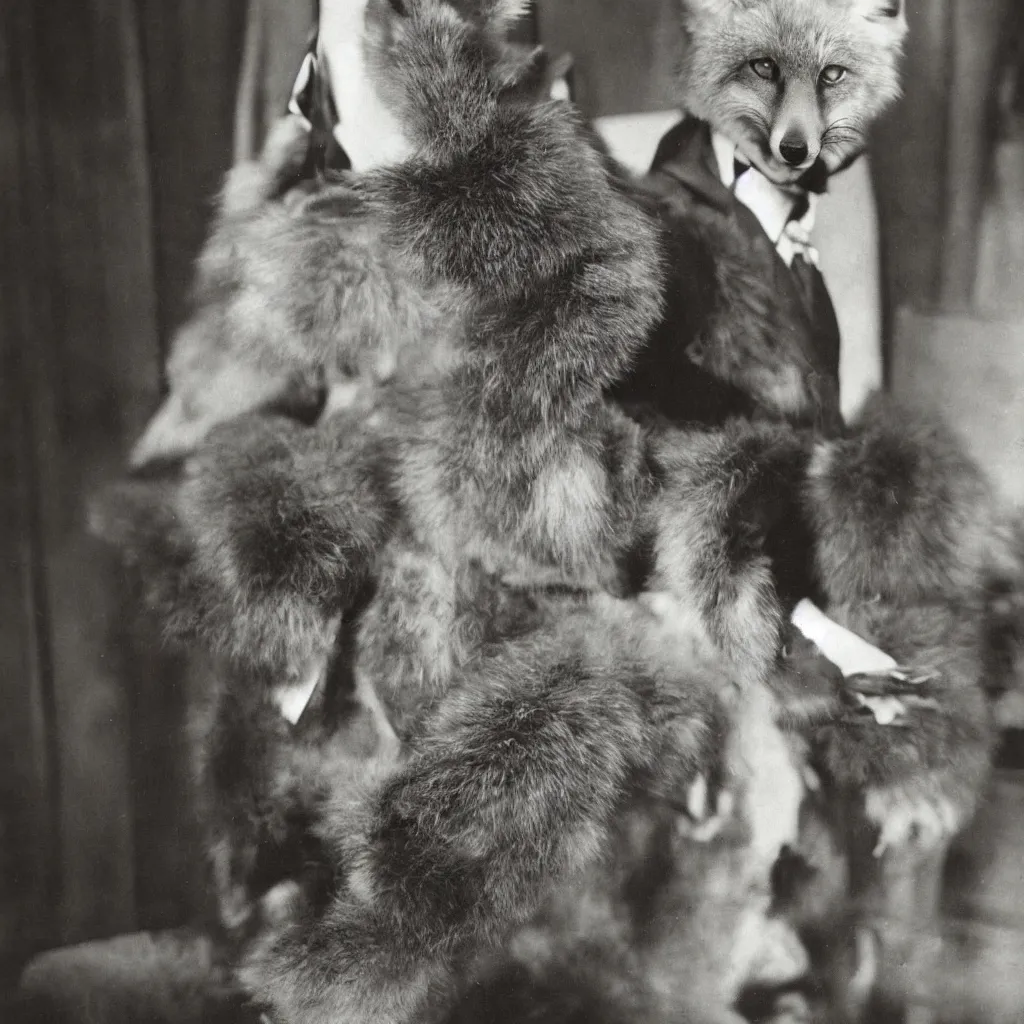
777 135 810 167
770 83 822 168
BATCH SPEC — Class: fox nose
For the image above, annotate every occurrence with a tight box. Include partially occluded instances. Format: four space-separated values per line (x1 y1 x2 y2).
779 138 809 166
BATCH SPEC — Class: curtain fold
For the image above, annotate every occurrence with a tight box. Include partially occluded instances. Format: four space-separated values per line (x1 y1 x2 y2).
234 0 316 162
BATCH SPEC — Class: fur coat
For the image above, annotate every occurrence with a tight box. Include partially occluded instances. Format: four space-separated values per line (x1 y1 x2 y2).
93 1 1024 1021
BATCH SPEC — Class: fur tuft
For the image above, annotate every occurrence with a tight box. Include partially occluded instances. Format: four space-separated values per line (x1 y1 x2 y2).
811 601 995 806
647 421 814 682
452 0 532 26
177 412 398 672
807 395 998 604
97 412 399 675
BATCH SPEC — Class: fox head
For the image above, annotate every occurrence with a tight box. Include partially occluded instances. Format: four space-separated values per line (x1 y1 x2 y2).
676 0 907 184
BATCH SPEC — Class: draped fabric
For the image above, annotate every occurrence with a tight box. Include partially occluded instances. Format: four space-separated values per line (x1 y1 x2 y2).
234 0 317 162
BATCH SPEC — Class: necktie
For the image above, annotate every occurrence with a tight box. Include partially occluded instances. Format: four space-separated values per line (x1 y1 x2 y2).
733 164 802 259
724 144 824 267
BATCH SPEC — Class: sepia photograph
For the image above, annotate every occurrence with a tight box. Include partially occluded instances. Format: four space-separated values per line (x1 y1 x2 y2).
2 1 1023 1021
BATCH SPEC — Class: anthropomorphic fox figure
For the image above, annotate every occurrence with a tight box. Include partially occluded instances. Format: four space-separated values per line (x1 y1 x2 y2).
605 2 923 1006
611 0 907 434
95 0 1021 1020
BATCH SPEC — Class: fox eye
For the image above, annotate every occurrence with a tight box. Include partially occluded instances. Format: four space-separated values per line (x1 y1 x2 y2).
750 58 779 81
820 65 847 85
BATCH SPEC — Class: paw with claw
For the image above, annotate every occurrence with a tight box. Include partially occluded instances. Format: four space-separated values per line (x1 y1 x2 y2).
678 773 736 843
844 666 941 726
865 783 961 857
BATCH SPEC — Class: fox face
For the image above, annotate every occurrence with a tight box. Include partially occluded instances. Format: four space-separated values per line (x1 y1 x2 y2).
677 0 907 184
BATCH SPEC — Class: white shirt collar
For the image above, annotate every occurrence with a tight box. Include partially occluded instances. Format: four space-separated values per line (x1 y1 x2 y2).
710 131 819 268
711 131 741 189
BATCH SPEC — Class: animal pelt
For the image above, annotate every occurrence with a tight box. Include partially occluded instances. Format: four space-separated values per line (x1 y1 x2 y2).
99 403 1011 1021
194 645 396 942
238 593 732 1024
130 116 326 470
130 32 578 471
107 0 670 680
130 109 444 470
441 799 813 1024
642 396 1008 842
225 658 814 1024
96 408 398 676
800 399 1006 847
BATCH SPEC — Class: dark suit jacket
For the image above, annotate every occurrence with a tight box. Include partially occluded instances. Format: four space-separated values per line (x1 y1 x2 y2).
611 117 843 435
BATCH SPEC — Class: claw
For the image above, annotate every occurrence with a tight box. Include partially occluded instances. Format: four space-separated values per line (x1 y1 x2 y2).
273 647 332 725
678 776 736 842
259 880 303 929
767 992 813 1024
687 772 708 820
850 926 879 1004
866 786 960 856
852 692 907 726
845 664 942 726
847 666 940 696
800 763 822 792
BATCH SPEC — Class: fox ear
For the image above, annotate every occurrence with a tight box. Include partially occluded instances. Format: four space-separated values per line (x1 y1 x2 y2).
491 42 544 90
456 0 531 26
853 0 906 25
676 0 745 23
494 0 530 21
